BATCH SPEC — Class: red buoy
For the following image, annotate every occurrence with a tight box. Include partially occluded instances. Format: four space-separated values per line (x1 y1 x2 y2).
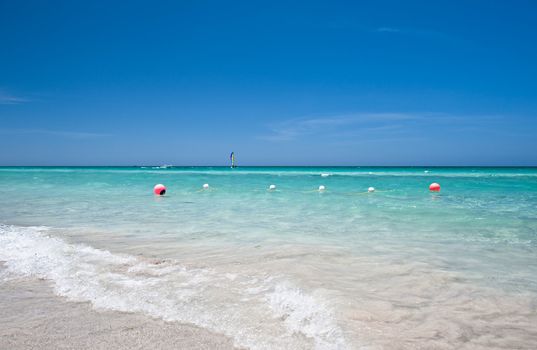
154 184 166 196
429 183 440 192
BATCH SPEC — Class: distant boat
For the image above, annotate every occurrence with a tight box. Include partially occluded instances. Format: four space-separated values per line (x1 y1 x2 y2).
230 152 236 168
159 164 173 169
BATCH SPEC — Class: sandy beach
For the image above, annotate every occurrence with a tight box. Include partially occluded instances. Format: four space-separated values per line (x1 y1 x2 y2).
0 266 237 350
2 0 537 347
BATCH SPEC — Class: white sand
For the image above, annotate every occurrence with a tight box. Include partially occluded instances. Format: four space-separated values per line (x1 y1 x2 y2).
0 275 238 350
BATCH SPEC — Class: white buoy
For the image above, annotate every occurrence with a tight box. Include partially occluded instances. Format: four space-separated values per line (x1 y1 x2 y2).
368 187 375 192
269 184 276 190
321 173 330 177
203 183 210 189
318 185 326 192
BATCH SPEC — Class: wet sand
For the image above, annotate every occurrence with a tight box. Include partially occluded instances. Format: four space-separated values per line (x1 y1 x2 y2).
0 274 237 350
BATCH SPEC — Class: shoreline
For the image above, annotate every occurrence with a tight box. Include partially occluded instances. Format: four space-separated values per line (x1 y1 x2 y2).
0 271 238 350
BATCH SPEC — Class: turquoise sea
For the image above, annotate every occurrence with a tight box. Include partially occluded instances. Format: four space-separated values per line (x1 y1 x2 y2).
1 166 537 349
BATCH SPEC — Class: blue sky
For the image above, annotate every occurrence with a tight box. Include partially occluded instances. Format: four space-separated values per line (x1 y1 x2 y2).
1 0 536 165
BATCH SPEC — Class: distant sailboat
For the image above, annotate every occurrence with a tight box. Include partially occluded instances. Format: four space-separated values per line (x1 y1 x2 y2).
230 152 236 168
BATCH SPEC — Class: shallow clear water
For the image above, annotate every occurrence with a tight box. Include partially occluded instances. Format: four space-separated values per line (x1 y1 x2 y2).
1 167 537 349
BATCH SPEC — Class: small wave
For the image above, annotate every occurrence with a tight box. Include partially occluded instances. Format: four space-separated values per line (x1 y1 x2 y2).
0 224 346 350
268 284 346 349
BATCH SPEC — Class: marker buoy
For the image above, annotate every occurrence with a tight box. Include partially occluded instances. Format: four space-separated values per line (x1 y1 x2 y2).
368 187 375 192
269 184 276 190
429 183 440 192
203 183 210 189
154 184 166 196
318 185 326 192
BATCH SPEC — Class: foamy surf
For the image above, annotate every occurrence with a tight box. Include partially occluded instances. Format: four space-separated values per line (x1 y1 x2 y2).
0 224 347 350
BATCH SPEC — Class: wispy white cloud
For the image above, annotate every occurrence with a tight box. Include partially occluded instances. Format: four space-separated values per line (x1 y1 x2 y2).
0 128 112 139
0 91 29 105
376 27 401 33
260 113 418 141
259 112 503 142
374 27 453 41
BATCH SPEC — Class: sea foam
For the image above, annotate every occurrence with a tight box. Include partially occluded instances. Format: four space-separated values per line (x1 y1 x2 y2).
0 224 346 350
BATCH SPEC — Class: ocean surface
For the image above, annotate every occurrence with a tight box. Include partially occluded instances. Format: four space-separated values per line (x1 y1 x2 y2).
1 166 537 349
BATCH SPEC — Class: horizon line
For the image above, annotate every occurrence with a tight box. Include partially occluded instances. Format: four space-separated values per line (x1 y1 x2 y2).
1 165 537 168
